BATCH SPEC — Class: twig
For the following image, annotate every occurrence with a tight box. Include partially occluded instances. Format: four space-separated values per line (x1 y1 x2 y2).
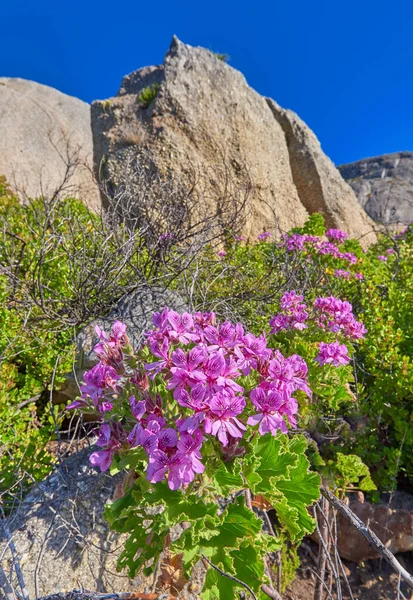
260 584 282 600
321 486 413 590
0 563 17 600
314 496 329 600
0 504 30 600
201 554 258 600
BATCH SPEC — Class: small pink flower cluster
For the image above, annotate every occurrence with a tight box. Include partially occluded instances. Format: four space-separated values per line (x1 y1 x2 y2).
270 292 366 341
269 291 309 333
334 269 351 280
257 231 272 241
70 310 312 489
315 341 350 367
326 228 349 244
280 231 357 265
313 296 367 339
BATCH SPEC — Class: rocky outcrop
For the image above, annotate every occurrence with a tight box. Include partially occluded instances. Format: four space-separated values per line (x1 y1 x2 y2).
0 78 100 209
92 37 375 244
267 100 375 243
339 152 413 226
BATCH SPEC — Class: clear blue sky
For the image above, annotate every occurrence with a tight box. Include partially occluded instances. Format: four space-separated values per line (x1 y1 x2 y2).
2 0 413 166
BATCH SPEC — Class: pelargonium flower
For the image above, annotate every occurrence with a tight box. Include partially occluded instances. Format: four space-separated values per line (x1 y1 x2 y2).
94 321 128 366
316 341 350 367
247 386 287 435
281 233 306 252
204 390 246 446
386 248 395 255
313 296 366 339
79 363 120 405
317 241 341 258
218 250 227 257
258 231 272 241
378 255 388 262
355 273 364 280
326 228 348 243
270 291 308 333
334 269 351 279
90 422 126 472
339 252 357 265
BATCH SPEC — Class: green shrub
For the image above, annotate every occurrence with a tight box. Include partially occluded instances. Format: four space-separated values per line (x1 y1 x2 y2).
138 83 160 108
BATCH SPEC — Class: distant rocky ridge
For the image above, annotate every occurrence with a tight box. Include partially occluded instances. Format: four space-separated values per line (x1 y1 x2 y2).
0 37 376 244
339 151 413 226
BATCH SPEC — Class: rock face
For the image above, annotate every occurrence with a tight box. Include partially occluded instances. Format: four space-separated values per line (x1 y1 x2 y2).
0 448 201 597
92 36 375 244
0 78 100 209
267 100 375 243
339 152 413 226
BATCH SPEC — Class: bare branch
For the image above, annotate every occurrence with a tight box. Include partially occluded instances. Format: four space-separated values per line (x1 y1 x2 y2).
320 486 413 590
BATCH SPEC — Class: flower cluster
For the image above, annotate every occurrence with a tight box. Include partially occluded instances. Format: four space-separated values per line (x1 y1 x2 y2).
326 228 348 244
280 230 357 265
70 310 312 489
257 231 272 241
316 341 350 367
270 292 366 342
269 291 308 333
313 296 367 339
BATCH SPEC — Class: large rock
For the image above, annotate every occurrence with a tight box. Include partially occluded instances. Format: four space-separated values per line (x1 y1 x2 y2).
267 100 376 244
0 448 202 597
0 78 100 209
92 37 375 244
339 152 413 226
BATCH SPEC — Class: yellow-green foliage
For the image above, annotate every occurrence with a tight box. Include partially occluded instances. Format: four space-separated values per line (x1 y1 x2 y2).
138 83 160 108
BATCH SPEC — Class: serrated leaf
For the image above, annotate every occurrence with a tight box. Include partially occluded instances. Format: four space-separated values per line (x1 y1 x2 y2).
213 460 245 496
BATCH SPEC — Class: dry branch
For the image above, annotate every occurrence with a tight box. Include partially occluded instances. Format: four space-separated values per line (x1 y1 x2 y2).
320 485 413 590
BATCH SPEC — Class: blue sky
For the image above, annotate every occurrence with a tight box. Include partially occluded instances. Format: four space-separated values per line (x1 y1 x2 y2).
1 0 413 165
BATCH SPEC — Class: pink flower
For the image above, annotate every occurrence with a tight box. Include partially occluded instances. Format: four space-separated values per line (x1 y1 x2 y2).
386 248 395 254
79 363 120 405
326 228 348 243
247 387 286 435
270 291 308 333
89 449 114 472
146 448 194 490
167 311 198 344
94 321 127 366
316 341 350 367
130 396 146 421
204 390 246 446
378 255 388 262
218 250 227 257
258 231 272 241
334 269 351 279
145 337 171 377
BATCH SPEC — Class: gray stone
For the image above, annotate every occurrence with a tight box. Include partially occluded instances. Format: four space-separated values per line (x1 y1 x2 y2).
267 100 376 246
339 151 413 226
92 37 374 244
0 448 202 597
0 78 100 209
